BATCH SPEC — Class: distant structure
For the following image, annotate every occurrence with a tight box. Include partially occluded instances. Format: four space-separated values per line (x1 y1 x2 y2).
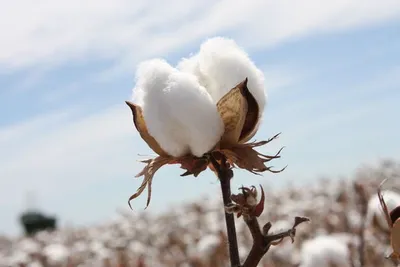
19 192 57 236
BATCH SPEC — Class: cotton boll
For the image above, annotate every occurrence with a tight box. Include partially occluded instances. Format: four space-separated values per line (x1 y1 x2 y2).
178 37 266 116
18 238 41 254
196 234 220 257
8 251 29 266
366 190 400 230
43 243 70 266
299 235 351 267
133 59 224 157
27 261 43 267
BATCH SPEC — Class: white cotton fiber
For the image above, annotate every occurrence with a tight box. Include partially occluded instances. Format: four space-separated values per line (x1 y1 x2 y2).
299 235 351 267
43 243 70 265
132 59 224 157
178 37 266 117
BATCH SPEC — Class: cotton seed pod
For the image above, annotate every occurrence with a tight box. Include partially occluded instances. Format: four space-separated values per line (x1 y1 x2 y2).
377 179 400 260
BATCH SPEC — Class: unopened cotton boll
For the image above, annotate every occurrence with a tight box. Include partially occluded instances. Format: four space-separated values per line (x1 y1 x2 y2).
133 59 224 157
178 37 266 115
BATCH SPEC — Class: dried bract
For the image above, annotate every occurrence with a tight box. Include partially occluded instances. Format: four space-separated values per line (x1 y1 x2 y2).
227 185 265 218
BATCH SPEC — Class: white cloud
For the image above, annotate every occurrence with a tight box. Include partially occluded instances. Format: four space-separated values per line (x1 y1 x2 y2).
1 0 400 73
0 104 140 207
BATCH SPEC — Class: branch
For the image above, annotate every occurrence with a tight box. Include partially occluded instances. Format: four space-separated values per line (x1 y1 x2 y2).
210 155 241 267
242 216 310 267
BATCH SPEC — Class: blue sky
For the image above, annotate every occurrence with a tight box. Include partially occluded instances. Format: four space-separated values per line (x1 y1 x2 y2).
1 0 400 236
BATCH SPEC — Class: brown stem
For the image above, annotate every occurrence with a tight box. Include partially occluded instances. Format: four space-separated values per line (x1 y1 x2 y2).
354 182 368 267
242 217 267 267
243 216 309 267
210 155 241 267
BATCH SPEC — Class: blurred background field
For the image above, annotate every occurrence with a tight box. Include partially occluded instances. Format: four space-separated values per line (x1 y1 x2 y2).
2 159 400 267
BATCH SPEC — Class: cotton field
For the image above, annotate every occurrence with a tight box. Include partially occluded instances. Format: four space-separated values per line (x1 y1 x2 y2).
1 160 400 267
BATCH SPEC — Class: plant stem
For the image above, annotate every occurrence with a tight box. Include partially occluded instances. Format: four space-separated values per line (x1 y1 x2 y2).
210 156 241 267
243 216 310 267
242 217 265 267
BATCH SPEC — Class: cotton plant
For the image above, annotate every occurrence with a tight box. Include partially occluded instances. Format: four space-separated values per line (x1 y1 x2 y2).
126 37 277 203
126 37 309 267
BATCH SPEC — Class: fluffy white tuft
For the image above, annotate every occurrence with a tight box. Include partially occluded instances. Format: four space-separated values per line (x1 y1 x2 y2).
43 244 70 265
132 59 224 157
178 37 266 116
299 235 352 267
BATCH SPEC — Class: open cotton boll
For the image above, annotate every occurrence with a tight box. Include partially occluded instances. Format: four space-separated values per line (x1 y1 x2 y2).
299 235 351 267
43 243 70 266
178 37 266 115
133 59 224 157
27 261 43 267
196 234 220 257
366 190 400 229
18 238 41 254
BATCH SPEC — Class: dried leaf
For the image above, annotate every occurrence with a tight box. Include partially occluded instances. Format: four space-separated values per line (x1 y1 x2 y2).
128 156 171 209
217 79 248 145
178 157 209 177
125 101 168 156
293 216 310 228
231 193 247 206
129 155 210 209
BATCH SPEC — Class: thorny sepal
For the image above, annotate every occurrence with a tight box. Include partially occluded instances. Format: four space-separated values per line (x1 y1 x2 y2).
217 133 286 175
128 155 210 210
128 131 284 210
226 185 265 218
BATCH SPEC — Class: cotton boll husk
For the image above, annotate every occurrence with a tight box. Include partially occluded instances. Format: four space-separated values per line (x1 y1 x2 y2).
178 37 266 117
133 59 224 157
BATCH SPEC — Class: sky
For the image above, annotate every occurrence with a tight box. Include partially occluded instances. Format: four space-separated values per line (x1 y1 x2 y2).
1 0 400 236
